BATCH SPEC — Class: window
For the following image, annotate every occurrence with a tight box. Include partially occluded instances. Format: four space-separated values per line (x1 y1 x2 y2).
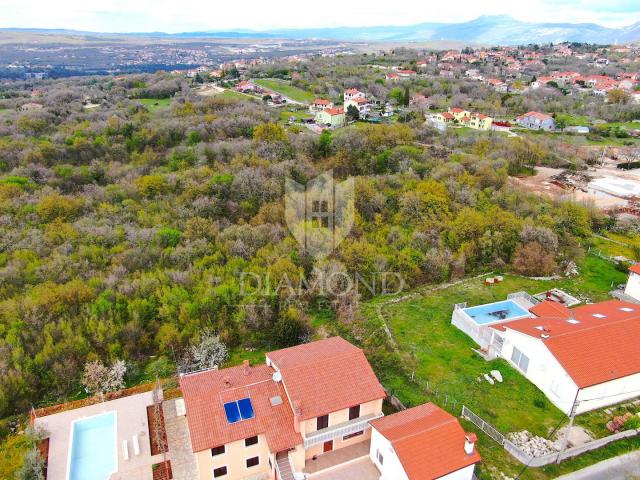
511 347 530 373
348 405 361 421
246 456 260 468
245 436 258 447
317 414 329 430
211 445 225 457
343 431 364 440
311 200 330 228
376 450 384 466
213 466 227 478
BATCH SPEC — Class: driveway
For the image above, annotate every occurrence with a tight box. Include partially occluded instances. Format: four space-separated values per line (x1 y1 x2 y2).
554 450 640 480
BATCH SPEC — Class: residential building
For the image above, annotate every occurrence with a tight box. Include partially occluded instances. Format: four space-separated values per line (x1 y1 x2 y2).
315 107 346 128
369 403 481 480
468 113 492 130
515 111 556 131
309 98 334 114
436 107 492 130
344 88 366 103
179 337 386 480
344 97 371 116
491 299 640 415
624 264 640 302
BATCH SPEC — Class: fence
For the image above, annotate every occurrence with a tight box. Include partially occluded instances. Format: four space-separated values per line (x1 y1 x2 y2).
461 405 640 467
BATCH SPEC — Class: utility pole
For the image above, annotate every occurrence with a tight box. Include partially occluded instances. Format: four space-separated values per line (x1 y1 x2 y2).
557 392 580 464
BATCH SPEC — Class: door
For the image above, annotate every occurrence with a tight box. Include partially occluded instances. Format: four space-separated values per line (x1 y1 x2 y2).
323 440 333 453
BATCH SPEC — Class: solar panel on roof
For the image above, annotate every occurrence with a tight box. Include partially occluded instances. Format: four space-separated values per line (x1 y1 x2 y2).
223 401 241 424
238 398 255 420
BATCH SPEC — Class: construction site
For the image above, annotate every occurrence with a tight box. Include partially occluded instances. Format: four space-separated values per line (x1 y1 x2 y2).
510 147 640 217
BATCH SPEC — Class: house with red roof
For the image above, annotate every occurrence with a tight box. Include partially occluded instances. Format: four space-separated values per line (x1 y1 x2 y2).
180 337 387 480
623 263 640 302
515 111 556 131
369 403 481 480
489 299 640 414
309 98 334 114
344 88 366 103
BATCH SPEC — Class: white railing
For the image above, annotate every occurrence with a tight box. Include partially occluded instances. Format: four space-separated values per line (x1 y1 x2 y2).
303 413 382 449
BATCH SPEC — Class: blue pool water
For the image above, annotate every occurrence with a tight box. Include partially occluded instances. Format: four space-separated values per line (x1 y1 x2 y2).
463 300 530 325
68 411 116 480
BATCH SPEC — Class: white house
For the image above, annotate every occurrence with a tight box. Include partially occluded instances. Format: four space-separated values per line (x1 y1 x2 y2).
491 299 640 415
515 111 556 131
624 264 640 301
344 88 366 103
344 97 371 116
369 403 480 480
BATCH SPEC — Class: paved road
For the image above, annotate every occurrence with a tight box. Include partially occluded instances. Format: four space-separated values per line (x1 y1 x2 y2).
555 450 640 480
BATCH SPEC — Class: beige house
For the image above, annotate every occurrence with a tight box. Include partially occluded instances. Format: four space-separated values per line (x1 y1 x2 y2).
180 337 386 480
436 107 492 130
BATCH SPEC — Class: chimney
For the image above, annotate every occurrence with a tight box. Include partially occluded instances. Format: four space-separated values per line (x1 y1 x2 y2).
293 401 302 433
223 376 232 388
464 433 477 455
243 360 251 376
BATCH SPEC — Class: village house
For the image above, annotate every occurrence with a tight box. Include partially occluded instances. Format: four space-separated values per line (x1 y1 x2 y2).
309 98 334 114
623 264 640 302
515 111 556 131
369 403 481 480
344 96 371 116
344 88 366 103
235 81 259 94
436 107 492 130
315 107 346 128
453 295 640 416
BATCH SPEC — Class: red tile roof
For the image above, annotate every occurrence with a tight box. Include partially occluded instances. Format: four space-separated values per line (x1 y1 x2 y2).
180 363 301 453
323 107 344 116
441 112 454 119
629 263 640 275
267 337 386 421
370 403 481 480
517 111 552 121
494 300 640 388
529 300 572 318
313 99 331 105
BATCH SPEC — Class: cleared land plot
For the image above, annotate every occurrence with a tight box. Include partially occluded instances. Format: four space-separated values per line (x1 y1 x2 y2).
137 97 171 111
253 79 315 103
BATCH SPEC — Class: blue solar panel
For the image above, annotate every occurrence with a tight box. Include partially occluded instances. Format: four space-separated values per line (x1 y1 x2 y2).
223 401 241 424
238 398 255 420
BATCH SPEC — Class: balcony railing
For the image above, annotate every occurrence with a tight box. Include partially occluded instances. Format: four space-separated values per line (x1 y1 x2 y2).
303 413 383 449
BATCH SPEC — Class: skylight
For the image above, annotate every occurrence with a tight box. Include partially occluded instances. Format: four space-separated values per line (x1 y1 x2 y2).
620 307 634 312
223 398 255 424
567 319 580 324
592 313 606 318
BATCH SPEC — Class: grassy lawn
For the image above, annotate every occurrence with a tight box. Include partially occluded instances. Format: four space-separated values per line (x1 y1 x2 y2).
354 253 630 479
279 109 313 124
137 97 171 111
253 79 315 103
590 233 640 261
216 89 258 102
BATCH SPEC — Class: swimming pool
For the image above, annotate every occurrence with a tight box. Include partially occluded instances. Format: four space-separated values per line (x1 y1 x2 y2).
463 299 531 325
67 411 117 480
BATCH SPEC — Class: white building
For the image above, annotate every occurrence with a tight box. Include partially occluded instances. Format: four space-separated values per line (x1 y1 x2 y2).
344 88 366 103
624 264 640 301
491 299 640 415
369 403 480 480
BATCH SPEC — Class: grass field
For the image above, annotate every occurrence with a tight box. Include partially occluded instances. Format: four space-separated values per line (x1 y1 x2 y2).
137 97 171 111
279 109 313 124
216 90 257 102
253 79 315 103
352 252 631 479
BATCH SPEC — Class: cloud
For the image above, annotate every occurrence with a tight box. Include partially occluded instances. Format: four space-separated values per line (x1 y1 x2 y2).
0 0 638 32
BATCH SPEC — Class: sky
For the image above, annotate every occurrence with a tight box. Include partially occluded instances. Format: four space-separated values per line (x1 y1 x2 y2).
0 0 638 33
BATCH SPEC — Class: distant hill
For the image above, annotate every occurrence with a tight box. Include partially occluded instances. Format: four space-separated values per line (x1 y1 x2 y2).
3 16 640 45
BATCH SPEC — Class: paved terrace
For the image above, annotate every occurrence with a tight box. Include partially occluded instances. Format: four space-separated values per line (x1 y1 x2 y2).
304 440 377 479
35 391 164 480
163 398 198 480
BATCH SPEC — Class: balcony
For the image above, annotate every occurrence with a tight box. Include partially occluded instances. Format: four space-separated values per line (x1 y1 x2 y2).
303 413 382 449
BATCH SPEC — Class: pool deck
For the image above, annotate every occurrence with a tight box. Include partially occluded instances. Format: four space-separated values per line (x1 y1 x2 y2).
35 391 165 480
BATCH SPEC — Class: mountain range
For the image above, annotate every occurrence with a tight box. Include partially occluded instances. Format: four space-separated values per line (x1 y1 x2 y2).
3 16 640 45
